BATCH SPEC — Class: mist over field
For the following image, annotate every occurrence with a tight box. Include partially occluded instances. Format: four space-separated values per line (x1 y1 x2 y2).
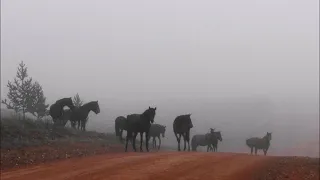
1 0 319 157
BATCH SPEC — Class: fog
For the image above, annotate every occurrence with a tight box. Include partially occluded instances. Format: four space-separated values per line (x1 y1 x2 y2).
1 0 319 157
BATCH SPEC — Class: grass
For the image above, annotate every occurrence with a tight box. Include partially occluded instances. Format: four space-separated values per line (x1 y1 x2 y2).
0 113 120 150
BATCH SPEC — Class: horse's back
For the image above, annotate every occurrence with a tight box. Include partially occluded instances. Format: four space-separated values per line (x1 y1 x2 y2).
126 114 140 123
126 114 150 132
149 124 163 136
115 116 126 124
192 134 208 146
246 137 264 147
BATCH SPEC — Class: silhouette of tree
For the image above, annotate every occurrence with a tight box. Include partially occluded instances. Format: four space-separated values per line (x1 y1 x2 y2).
1 61 49 120
73 93 83 107
27 81 49 119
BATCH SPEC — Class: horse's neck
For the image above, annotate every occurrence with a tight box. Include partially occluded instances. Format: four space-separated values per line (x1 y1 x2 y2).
80 105 92 114
262 136 270 144
140 114 150 123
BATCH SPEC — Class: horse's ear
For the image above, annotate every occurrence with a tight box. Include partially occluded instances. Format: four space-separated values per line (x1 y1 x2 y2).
154 107 157 110
149 106 151 109
164 126 166 128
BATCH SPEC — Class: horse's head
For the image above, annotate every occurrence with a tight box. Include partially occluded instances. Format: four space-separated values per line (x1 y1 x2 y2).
161 125 166 138
143 106 157 123
186 114 193 128
210 128 215 133
266 132 272 141
215 131 222 141
91 101 100 114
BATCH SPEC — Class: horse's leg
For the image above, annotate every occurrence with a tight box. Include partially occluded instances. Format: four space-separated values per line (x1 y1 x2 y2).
183 134 187 151
132 132 138 152
125 130 130 152
145 131 150 152
174 133 181 151
177 134 181 151
77 120 80 130
254 147 258 155
152 137 155 148
140 132 144 152
119 129 123 142
83 120 86 131
158 136 161 150
250 147 253 154
152 137 155 149
187 132 190 152
263 149 267 156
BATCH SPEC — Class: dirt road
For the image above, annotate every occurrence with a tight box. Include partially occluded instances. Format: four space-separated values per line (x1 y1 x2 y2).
1 152 274 180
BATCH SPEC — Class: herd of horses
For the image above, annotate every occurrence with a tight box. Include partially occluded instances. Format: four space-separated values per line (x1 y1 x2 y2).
49 97 272 155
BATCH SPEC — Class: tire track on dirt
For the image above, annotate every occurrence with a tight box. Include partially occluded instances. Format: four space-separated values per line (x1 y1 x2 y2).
150 153 238 180
67 152 181 180
104 152 210 180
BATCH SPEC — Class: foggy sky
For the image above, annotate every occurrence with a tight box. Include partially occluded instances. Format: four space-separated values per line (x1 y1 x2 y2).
1 0 319 104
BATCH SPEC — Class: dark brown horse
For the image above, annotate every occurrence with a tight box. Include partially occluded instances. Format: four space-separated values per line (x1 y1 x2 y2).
125 107 157 152
246 132 272 155
173 114 193 151
115 116 128 142
49 97 75 127
70 101 100 131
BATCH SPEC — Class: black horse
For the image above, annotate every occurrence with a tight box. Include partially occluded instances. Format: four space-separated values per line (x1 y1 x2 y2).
70 101 100 131
49 97 75 127
208 131 223 152
246 132 272 155
115 116 128 142
57 109 73 127
124 107 157 152
149 124 166 150
173 114 193 151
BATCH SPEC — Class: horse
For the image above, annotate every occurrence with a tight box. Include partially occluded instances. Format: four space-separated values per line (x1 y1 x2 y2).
191 128 216 152
115 116 128 142
49 97 75 127
149 124 166 150
124 106 157 152
57 109 73 127
70 101 100 131
173 114 193 151
208 131 223 152
246 132 272 155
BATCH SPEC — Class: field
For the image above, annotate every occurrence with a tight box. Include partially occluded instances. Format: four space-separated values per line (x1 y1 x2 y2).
0 115 319 180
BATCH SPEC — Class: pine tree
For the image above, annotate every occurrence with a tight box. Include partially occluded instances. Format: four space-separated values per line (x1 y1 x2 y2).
73 93 83 107
27 81 49 119
1 61 49 120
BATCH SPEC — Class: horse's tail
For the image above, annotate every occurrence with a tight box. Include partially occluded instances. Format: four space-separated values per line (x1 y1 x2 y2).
115 120 120 136
191 136 197 151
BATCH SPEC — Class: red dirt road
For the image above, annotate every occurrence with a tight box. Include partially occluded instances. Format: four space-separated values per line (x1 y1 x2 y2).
0 152 272 180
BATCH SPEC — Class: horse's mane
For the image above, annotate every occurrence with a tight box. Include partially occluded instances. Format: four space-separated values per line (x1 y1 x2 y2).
81 101 96 107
